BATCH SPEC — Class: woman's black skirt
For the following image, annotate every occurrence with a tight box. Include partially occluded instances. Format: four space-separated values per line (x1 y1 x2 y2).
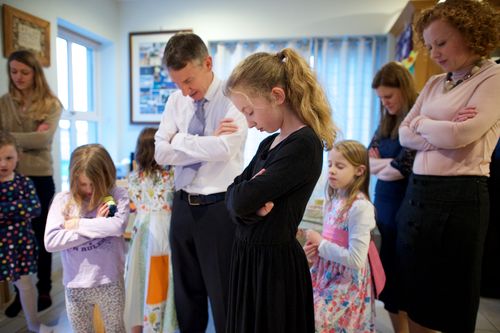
396 174 489 333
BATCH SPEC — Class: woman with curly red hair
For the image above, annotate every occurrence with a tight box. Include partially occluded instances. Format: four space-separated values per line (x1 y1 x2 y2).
397 1 500 332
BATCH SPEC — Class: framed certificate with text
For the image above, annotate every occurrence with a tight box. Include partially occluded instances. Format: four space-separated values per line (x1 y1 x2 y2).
2 4 51 66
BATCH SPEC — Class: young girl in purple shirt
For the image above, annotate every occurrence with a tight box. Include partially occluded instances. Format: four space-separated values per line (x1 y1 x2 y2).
44 144 129 333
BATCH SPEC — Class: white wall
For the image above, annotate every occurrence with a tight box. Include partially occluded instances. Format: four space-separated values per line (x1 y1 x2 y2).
118 0 405 161
0 0 122 112
0 0 121 189
0 0 406 187
119 0 405 40
0 0 111 91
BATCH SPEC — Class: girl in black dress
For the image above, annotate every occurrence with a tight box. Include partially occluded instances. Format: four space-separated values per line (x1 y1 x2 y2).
224 48 337 333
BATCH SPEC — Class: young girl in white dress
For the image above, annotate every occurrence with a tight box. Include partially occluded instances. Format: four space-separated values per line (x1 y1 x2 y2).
124 127 177 333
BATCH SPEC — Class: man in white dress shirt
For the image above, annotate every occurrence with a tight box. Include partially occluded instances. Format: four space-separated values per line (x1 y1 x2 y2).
154 32 247 333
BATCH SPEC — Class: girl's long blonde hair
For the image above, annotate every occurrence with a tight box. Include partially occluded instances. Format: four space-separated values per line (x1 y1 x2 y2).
327 140 371 213
7 50 62 121
65 144 116 215
225 48 337 150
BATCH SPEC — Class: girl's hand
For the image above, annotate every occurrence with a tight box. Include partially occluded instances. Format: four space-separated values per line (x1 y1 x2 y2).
305 229 323 247
36 122 49 132
252 168 266 180
96 203 110 218
368 147 380 158
256 201 274 217
250 168 273 216
452 106 477 122
64 218 79 230
296 228 306 239
214 118 238 136
303 241 319 264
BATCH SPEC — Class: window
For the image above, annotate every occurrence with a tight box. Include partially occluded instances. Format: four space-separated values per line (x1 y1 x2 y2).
56 27 100 190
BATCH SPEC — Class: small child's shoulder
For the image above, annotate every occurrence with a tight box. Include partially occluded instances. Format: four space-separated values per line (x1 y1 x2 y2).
354 191 370 201
351 193 374 210
52 191 71 204
54 191 70 198
14 173 30 183
11 174 37 190
15 173 27 180
128 170 140 179
127 171 142 188
111 186 129 199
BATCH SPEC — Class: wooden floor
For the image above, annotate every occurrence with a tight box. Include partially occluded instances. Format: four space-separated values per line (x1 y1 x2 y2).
0 253 66 333
1 252 499 333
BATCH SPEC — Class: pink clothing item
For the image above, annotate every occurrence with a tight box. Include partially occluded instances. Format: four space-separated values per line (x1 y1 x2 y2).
323 227 386 298
400 60 500 176
311 193 376 333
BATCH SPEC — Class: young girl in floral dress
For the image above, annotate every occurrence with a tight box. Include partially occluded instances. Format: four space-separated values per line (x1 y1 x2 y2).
124 127 177 333
304 140 385 333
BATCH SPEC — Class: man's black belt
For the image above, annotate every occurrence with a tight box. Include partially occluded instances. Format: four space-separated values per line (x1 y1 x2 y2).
180 190 226 206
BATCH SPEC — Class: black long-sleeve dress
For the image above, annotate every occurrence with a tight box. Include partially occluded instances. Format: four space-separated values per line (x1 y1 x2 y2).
225 126 322 333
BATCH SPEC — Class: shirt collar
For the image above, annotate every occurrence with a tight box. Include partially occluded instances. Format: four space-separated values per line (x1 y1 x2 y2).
202 74 220 103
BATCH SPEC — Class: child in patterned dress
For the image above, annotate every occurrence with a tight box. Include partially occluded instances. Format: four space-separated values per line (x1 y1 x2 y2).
304 140 384 333
0 131 52 332
44 144 129 333
124 127 178 333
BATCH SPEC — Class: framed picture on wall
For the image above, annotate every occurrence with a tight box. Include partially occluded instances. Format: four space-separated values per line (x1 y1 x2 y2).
129 29 191 124
2 4 51 66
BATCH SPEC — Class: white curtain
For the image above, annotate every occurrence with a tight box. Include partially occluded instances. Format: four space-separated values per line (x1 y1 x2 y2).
314 36 387 145
209 36 387 202
211 39 313 81
313 36 387 201
210 39 313 166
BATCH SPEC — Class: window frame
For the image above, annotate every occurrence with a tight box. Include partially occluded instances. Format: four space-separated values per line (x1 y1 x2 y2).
56 26 101 190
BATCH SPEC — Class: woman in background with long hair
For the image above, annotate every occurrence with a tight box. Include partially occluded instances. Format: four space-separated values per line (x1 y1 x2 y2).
0 49 62 316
